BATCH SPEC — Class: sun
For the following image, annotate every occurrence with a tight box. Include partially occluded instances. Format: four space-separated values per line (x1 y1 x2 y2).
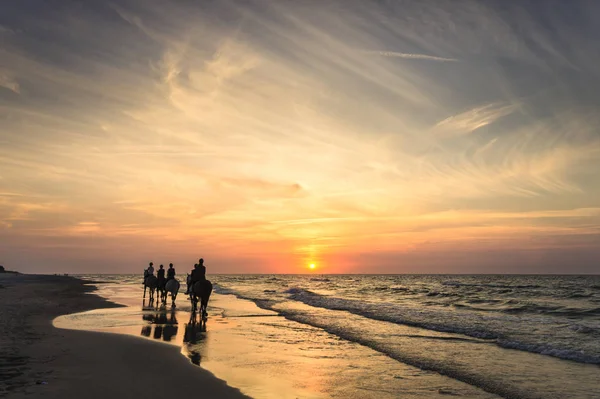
309 263 316 270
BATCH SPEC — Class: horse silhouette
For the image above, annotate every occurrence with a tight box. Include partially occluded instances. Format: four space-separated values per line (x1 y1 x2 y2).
191 280 212 321
143 275 158 301
161 279 180 307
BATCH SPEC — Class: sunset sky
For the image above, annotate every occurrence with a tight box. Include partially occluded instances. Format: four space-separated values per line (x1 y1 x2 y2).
1 1 599 274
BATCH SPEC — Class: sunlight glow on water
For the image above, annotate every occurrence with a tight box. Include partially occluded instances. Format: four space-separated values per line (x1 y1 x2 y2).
59 274 600 399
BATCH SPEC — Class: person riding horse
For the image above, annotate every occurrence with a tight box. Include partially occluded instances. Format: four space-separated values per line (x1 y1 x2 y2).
143 262 154 285
166 263 176 281
157 264 166 290
143 262 158 300
190 259 206 286
189 258 212 319
161 263 180 307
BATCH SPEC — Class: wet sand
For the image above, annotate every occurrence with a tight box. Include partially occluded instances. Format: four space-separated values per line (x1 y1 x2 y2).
54 276 503 399
0 274 248 398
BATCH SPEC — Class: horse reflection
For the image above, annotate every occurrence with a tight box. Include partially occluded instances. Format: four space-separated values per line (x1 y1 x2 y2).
183 311 207 365
142 298 162 310
139 309 179 342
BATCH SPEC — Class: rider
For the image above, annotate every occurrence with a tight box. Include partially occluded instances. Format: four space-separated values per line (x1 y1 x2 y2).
157 264 166 288
147 262 155 276
166 263 176 281
191 258 206 286
143 262 154 285
190 259 210 318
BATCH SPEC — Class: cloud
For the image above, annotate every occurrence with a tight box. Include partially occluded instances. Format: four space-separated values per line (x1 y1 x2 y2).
1 0 600 272
364 50 458 63
0 72 20 94
0 25 14 34
434 102 519 137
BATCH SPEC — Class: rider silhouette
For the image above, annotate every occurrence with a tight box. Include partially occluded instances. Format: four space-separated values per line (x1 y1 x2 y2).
157 264 165 288
167 263 176 281
143 262 154 285
190 258 206 286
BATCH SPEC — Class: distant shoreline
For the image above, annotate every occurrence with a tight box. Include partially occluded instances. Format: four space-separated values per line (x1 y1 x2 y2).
68 272 600 276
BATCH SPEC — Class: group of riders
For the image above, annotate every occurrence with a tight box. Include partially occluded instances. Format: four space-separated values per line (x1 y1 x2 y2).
143 258 212 318
143 258 207 295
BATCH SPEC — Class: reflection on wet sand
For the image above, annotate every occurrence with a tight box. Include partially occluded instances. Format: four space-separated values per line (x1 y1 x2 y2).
183 312 207 365
139 299 207 365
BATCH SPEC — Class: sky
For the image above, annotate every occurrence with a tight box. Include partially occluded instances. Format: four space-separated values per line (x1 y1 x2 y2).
1 0 600 274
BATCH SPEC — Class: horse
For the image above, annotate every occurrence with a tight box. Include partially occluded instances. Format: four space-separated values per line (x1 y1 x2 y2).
143 275 158 301
161 278 180 307
156 277 166 303
190 279 213 320
185 273 193 298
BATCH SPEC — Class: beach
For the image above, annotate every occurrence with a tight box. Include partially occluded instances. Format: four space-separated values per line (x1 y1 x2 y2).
3 274 600 399
0 274 248 399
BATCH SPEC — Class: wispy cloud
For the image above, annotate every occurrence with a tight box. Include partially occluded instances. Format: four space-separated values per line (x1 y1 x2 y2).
364 50 458 63
1 0 600 272
434 102 519 137
0 72 20 94
0 25 14 34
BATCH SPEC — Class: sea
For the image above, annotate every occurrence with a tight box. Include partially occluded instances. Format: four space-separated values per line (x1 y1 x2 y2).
56 274 600 399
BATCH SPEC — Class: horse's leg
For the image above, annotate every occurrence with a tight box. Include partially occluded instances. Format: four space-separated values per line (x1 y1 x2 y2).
192 296 198 313
201 303 207 321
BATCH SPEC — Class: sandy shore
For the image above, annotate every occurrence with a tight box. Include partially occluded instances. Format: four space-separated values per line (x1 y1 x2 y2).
0 274 249 399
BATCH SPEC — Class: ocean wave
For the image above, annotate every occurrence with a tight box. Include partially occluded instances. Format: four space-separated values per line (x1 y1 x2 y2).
503 304 600 317
443 282 542 290
279 287 600 364
569 324 599 335
283 287 499 339
502 304 563 314
426 291 458 298
214 276 600 368
498 340 600 364
363 285 411 294
212 284 237 295
284 287 306 295
567 292 592 298
464 298 504 304
370 286 390 291
245 302 534 399
451 303 497 312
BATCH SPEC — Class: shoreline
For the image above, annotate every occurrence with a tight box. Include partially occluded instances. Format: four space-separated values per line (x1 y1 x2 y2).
0 274 249 398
